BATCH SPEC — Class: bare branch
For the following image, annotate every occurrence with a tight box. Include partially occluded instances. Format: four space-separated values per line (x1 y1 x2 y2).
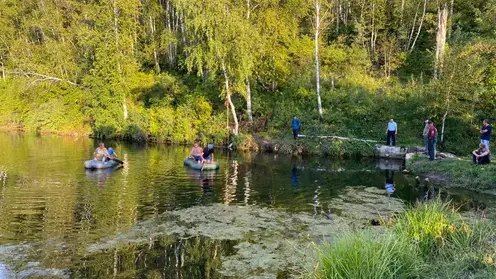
6 71 78 86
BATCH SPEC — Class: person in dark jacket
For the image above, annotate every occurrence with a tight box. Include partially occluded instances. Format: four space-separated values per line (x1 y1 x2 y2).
427 121 437 161
472 143 490 165
480 119 491 152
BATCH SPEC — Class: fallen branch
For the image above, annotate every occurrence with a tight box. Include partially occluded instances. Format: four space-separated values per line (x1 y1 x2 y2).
7 71 77 86
297 134 380 143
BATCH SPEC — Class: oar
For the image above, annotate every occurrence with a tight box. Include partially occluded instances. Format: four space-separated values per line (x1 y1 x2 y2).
108 157 124 164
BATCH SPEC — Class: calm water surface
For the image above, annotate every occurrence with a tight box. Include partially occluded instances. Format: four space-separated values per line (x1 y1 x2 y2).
0 133 490 278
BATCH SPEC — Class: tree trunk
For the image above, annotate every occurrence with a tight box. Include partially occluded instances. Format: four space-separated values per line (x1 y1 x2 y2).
448 0 454 38
150 16 160 73
123 100 128 120
246 80 252 122
400 0 405 25
113 0 127 120
246 0 253 123
113 0 120 72
409 0 427 53
371 2 376 53
315 0 323 117
221 59 239 136
1 60 5 81
441 72 454 143
406 2 420 51
434 4 448 79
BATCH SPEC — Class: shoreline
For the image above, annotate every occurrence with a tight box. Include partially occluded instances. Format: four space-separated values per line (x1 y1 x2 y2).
406 154 496 195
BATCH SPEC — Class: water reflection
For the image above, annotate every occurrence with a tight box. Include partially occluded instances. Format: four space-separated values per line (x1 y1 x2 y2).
85 167 122 187
291 165 299 191
73 235 236 279
418 178 436 202
385 169 395 195
223 158 238 205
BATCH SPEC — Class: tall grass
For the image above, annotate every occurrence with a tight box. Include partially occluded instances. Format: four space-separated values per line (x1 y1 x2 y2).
312 200 496 279
315 232 422 279
391 200 455 255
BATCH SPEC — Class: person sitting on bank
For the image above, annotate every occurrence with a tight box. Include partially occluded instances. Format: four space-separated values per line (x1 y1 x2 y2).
94 143 110 162
202 144 214 163
472 143 490 165
189 142 204 164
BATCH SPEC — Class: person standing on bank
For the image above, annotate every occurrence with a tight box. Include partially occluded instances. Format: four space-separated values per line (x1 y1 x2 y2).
422 118 430 154
427 120 437 161
386 119 398 146
292 116 301 140
480 119 491 152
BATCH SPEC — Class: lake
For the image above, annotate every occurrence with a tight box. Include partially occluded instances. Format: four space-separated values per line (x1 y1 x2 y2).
0 133 491 278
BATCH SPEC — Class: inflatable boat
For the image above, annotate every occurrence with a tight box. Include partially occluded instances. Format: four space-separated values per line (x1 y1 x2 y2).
84 159 120 169
183 158 219 170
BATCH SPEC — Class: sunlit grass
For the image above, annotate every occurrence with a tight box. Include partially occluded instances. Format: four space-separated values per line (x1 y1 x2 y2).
311 200 496 279
314 232 422 279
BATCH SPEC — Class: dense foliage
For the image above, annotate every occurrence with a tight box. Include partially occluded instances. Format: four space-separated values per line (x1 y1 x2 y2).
0 0 495 153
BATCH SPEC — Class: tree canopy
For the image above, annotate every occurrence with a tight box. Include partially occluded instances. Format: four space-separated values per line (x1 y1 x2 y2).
0 0 495 153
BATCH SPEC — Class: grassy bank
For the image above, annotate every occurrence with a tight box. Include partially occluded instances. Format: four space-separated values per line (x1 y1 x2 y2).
234 133 378 157
310 200 496 279
407 155 496 192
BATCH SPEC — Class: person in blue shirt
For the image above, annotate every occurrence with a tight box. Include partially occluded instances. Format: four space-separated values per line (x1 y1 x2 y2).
107 147 117 159
386 119 398 146
480 119 491 152
292 116 301 140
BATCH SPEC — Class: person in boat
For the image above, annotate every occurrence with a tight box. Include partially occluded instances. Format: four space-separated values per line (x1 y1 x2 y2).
94 143 110 162
189 142 204 164
202 144 214 163
107 147 117 159
472 143 490 165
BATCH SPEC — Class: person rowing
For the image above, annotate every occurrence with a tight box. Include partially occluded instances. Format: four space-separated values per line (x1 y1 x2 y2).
189 142 204 164
93 143 123 164
202 144 214 163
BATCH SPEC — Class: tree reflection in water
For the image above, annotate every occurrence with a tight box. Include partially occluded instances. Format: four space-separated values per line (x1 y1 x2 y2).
72 235 237 279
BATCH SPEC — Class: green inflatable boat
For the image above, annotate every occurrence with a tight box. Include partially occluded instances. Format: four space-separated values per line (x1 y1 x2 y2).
183 158 219 170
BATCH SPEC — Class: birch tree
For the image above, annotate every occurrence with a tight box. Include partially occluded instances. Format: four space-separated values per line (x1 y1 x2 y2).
175 0 249 136
314 0 332 117
434 2 448 79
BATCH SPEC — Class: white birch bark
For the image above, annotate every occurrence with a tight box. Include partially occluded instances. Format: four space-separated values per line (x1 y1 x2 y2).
434 4 448 79
409 0 427 53
315 0 323 117
246 0 253 122
406 2 420 51
221 59 239 136
440 72 454 143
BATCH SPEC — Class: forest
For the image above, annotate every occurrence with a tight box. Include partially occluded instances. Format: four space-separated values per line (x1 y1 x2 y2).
0 0 495 154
